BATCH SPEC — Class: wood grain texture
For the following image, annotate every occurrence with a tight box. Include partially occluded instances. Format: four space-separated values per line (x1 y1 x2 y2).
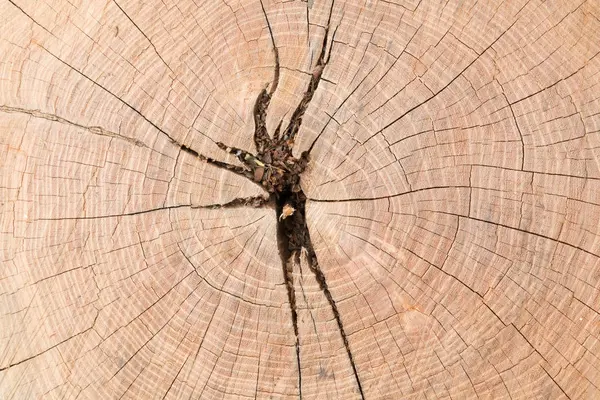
1 0 600 398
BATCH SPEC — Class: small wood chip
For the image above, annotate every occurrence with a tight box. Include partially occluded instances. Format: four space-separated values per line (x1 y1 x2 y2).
279 204 295 221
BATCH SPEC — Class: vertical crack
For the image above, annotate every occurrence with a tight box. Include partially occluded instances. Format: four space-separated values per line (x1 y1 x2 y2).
281 0 337 148
259 0 280 96
275 190 365 400
254 0 281 155
194 1 363 397
275 191 304 398
304 227 366 400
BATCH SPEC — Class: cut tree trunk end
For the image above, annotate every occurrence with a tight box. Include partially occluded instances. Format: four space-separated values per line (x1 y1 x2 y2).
1 0 600 399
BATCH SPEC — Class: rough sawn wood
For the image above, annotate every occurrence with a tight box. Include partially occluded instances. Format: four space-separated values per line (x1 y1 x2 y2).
1 0 600 399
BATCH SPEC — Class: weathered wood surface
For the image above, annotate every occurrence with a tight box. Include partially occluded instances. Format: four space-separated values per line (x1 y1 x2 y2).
1 0 600 398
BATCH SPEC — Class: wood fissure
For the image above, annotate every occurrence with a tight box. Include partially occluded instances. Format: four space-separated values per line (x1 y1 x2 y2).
4 0 597 398
275 192 304 399
204 1 365 397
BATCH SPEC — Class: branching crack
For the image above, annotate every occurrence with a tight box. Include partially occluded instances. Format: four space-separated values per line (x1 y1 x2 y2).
275 194 303 398
13 0 364 396
206 1 364 397
277 191 365 399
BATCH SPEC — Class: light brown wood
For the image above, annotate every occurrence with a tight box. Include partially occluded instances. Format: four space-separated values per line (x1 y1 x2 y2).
1 0 600 398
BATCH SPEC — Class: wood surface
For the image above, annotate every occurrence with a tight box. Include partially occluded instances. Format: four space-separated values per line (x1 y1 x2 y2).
1 0 600 398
